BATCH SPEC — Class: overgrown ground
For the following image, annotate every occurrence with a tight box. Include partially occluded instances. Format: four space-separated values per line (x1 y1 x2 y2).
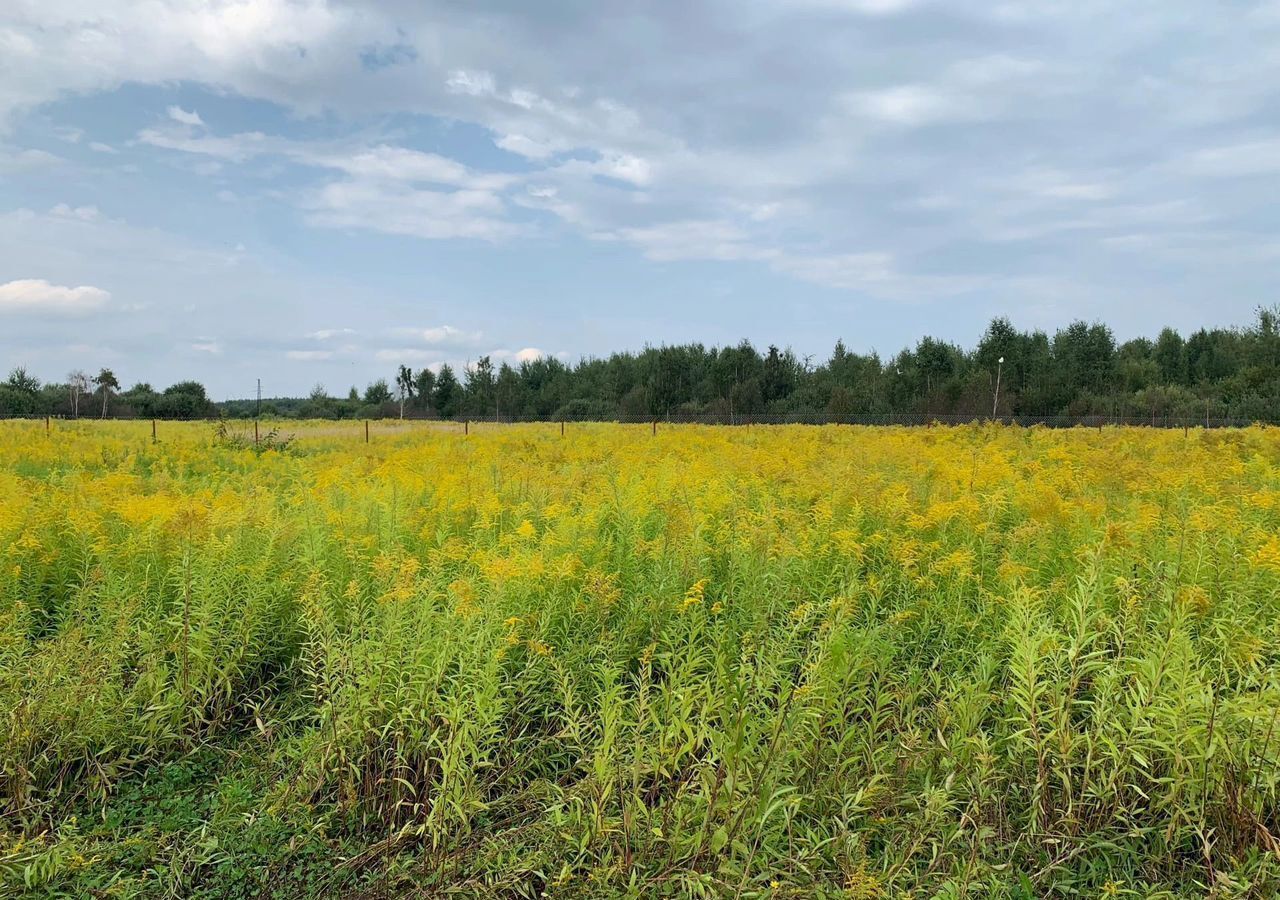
2 420 1280 898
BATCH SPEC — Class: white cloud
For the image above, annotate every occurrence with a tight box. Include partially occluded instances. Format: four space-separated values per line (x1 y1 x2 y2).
1179 139 1280 177
167 106 204 126
772 252 897 289
790 0 920 13
849 85 962 126
286 349 334 360
303 179 519 241
416 325 483 345
555 152 653 186
1040 182 1112 200
445 69 497 98
138 124 525 240
89 142 118 154
306 327 356 340
495 133 562 160
0 278 110 315
191 339 222 354
0 147 59 173
138 127 271 162
490 347 546 363
50 204 101 221
374 347 438 362
846 55 1047 126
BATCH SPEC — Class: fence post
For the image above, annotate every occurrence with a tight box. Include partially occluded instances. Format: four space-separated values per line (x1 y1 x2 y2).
254 420 259 446
365 420 369 443
152 419 157 443
652 419 657 436
560 420 565 437
465 420 469 436
45 415 50 436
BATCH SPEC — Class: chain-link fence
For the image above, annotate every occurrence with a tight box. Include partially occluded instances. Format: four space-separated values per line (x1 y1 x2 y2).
1 412 1273 428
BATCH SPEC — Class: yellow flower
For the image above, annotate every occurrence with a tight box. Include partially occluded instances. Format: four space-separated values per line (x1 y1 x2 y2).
681 578 708 610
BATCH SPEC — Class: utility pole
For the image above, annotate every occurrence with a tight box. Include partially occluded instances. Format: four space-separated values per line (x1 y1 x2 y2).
992 356 1004 419
255 378 262 419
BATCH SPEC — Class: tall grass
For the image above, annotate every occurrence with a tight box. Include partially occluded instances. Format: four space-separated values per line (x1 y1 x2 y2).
1 420 1279 897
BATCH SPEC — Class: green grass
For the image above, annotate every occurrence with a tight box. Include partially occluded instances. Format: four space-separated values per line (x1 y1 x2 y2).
2 421 1279 897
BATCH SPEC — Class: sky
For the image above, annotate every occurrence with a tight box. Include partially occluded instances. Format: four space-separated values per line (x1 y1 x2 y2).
2 1 1279 398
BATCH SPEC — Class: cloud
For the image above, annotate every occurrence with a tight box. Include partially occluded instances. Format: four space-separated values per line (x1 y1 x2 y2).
0 147 59 173
286 349 335 361
191 339 222 354
138 124 526 240
790 0 920 12
306 328 357 341
50 204 101 221
1178 139 1280 177
415 325 483 345
303 179 520 241
606 220 762 263
0 278 110 315
374 348 438 362
848 85 964 126
489 347 547 364
167 106 204 126
89 142 118 154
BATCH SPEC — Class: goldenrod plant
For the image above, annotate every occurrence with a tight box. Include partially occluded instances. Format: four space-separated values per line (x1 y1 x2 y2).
2 419 1279 897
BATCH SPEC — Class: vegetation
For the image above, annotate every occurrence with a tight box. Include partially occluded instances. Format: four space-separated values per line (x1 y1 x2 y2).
225 309 1280 422
3 419 1280 897
5 309 1280 422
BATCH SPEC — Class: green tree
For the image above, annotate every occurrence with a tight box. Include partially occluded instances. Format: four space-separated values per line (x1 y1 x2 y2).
465 356 496 417
94 368 120 418
433 364 460 418
1154 328 1187 384
413 368 436 412
496 362 520 419
395 365 415 419
363 379 392 406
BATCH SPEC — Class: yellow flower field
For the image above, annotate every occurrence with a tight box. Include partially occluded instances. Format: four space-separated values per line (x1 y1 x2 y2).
2 420 1280 897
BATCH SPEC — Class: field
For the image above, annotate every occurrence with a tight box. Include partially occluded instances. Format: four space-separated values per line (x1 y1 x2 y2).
3 420 1280 898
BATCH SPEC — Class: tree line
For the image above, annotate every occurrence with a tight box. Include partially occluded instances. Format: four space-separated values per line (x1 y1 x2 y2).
0 368 217 419
5 309 1280 421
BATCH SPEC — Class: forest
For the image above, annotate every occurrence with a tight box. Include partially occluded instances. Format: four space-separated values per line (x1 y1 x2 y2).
5 310 1280 422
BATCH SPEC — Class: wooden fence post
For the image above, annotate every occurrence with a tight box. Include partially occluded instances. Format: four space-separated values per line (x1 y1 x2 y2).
465 420 469 436
152 419 157 443
560 420 565 437
365 420 369 443
45 415 50 436
254 420 260 446
652 419 657 436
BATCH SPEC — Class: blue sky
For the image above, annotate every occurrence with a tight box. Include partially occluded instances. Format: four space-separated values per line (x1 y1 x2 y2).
2 0 1279 398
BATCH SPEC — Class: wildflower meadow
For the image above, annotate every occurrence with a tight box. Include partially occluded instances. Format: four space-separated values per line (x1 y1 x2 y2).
2 419 1279 898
